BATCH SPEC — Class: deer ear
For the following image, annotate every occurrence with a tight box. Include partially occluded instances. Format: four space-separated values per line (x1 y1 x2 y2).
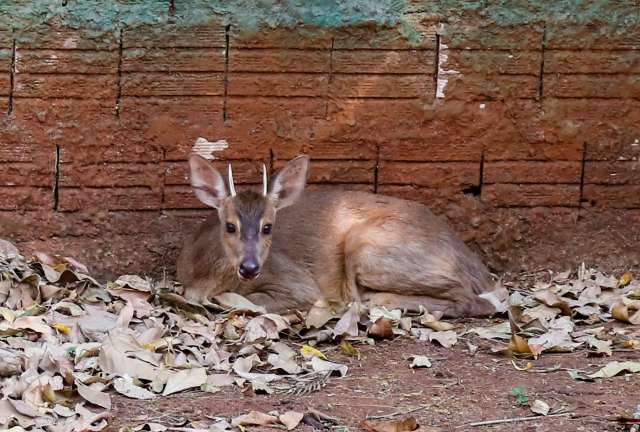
269 155 309 210
189 154 227 208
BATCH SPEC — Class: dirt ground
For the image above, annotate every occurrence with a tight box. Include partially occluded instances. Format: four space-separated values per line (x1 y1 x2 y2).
107 331 639 432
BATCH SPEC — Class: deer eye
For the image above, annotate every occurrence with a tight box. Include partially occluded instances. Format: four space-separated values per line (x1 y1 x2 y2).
225 223 236 234
262 224 272 235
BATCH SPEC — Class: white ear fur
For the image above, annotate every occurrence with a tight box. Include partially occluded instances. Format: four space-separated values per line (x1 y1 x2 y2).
269 155 309 210
189 154 228 208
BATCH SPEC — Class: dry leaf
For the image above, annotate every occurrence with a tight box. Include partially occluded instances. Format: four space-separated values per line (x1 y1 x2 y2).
113 375 155 400
530 399 550 416
310 356 348 376
611 301 640 325
617 272 633 288
339 340 359 357
409 355 432 368
300 345 327 360
76 381 111 409
333 305 360 337
588 361 640 379
231 411 279 427
163 367 207 395
279 411 304 430
361 416 418 432
214 292 266 314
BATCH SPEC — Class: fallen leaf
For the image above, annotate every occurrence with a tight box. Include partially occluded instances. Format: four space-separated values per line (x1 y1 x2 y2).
428 330 457 348
617 272 633 288
409 355 432 368
305 299 337 328
534 289 572 315
588 361 640 379
51 323 71 334
361 416 418 432
300 345 327 360
310 356 348 376
113 375 155 400
510 386 529 405
611 301 640 325
162 367 207 396
420 312 455 331
339 340 359 357
76 381 111 409
231 411 279 427
530 399 550 416
214 292 266 314
333 305 360 338
279 411 304 430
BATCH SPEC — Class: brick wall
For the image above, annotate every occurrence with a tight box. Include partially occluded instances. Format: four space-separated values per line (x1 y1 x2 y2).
1 11 639 277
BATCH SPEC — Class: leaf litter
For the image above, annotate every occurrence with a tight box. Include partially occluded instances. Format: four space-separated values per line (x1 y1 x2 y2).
0 240 638 430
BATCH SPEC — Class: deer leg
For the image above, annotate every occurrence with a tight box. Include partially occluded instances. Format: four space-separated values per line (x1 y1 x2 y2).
363 291 495 318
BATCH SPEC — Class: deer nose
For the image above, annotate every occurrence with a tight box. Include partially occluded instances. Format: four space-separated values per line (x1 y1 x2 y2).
239 260 260 279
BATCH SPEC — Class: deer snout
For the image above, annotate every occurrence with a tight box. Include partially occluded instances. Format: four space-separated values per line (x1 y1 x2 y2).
238 259 260 280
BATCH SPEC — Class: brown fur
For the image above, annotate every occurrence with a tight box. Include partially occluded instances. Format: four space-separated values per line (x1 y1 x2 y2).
178 156 505 318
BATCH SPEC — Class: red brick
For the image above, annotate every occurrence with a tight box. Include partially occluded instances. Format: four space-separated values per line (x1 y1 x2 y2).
544 74 640 98
380 138 483 162
0 49 12 71
14 74 118 98
0 73 10 95
58 187 162 211
163 185 208 209
583 185 640 208
441 49 541 75
225 96 326 121
276 141 378 161
438 74 538 100
0 98 7 112
546 24 640 50
0 120 47 162
545 50 640 74
18 50 118 74
332 50 434 74
379 162 479 188
482 184 580 207
118 96 225 161
441 23 543 50
122 48 225 72
229 49 330 73
228 73 328 97
16 28 118 50
483 161 582 184
121 72 224 96
333 24 437 50
307 160 375 184
0 186 51 210
231 27 332 49
330 74 431 98
165 160 269 186
584 161 640 185
0 30 11 47
59 163 164 188
305 183 374 193
0 162 53 186
124 25 225 48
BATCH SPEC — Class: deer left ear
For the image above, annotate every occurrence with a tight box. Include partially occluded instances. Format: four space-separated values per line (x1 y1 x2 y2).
188 154 228 209
269 155 309 210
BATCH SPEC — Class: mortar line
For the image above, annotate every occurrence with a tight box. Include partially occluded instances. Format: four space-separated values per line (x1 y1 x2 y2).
115 27 123 117
8 35 16 115
433 32 440 98
222 24 230 121
578 142 587 214
478 150 485 198
538 23 547 102
374 145 380 194
53 145 60 211
325 37 334 119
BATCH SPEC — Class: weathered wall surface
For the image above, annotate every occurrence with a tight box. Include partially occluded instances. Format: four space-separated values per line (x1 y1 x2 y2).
1 1 639 277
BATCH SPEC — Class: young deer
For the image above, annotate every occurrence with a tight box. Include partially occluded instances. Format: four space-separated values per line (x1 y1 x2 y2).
177 155 506 318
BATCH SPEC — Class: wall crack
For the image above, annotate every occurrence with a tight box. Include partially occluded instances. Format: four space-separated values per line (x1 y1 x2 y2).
8 35 16 115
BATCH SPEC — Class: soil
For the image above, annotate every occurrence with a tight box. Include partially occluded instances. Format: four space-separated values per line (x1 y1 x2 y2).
106 333 639 432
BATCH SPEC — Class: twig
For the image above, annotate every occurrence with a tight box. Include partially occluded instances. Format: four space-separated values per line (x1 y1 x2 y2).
308 407 341 424
466 412 573 427
366 405 424 420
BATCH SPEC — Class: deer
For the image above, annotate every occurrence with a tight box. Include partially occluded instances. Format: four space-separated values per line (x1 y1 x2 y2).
177 154 507 318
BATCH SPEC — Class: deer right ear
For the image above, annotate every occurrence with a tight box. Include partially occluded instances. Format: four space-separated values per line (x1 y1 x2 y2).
188 154 228 209
269 155 310 210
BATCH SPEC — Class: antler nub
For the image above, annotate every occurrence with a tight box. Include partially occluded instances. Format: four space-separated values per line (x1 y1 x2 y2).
262 163 268 196
227 163 237 197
